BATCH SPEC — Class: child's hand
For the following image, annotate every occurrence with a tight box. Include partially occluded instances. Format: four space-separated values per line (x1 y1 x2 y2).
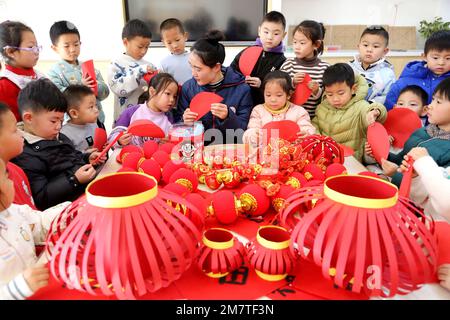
438 264 450 291
85 147 98 154
89 151 107 165
75 164 96 184
245 76 261 88
388 135 395 145
398 155 418 177
380 158 398 177
293 72 305 85
211 103 228 120
23 265 50 293
365 142 374 158
81 75 95 89
307 80 320 94
183 108 198 125
118 133 132 146
147 65 157 73
366 109 381 125
407 147 429 161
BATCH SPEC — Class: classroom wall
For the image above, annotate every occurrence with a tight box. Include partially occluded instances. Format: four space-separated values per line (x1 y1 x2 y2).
281 0 450 49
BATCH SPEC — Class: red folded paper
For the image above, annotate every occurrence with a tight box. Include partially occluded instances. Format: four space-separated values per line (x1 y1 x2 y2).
93 131 124 164
262 120 300 143
367 122 390 164
128 119 165 138
291 73 312 106
239 46 263 77
93 127 107 151
384 107 422 148
143 70 159 84
81 59 98 96
190 92 223 121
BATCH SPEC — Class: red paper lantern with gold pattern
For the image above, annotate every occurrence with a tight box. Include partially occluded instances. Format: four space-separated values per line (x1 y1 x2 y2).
300 135 344 166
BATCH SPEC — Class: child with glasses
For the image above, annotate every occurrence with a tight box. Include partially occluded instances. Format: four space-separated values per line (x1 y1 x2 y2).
47 21 110 125
348 25 396 105
0 21 45 121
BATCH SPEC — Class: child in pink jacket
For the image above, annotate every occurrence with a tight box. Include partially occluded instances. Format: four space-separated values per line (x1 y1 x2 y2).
243 70 315 146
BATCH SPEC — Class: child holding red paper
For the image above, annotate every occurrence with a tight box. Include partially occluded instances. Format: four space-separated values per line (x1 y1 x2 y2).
178 31 252 144
61 85 105 153
377 78 450 188
280 20 330 118
0 21 45 121
47 21 109 124
109 73 178 148
399 148 450 292
108 19 157 121
243 70 315 146
312 63 387 162
230 11 287 105
11 79 106 210
0 157 71 300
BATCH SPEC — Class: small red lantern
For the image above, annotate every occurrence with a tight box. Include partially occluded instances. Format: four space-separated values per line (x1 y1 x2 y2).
151 150 170 168
143 140 158 159
237 184 270 217
271 184 296 212
161 160 187 184
207 190 239 225
137 158 161 182
121 152 144 170
246 225 297 281
169 168 199 192
117 145 143 164
197 228 245 278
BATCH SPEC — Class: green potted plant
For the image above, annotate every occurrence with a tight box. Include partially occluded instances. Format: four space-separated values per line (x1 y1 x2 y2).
418 17 450 39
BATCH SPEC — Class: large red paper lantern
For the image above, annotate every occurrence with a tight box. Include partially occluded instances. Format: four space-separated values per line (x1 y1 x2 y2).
197 228 245 278
246 225 297 281
280 174 438 297
48 172 204 300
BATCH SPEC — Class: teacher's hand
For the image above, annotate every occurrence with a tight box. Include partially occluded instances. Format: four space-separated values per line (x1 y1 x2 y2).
183 108 198 125
211 103 228 120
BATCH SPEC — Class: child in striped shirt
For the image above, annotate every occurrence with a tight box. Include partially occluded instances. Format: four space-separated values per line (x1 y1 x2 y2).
281 20 329 118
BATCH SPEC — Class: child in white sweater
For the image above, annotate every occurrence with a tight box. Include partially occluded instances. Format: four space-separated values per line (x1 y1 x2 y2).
400 147 450 292
0 158 70 300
